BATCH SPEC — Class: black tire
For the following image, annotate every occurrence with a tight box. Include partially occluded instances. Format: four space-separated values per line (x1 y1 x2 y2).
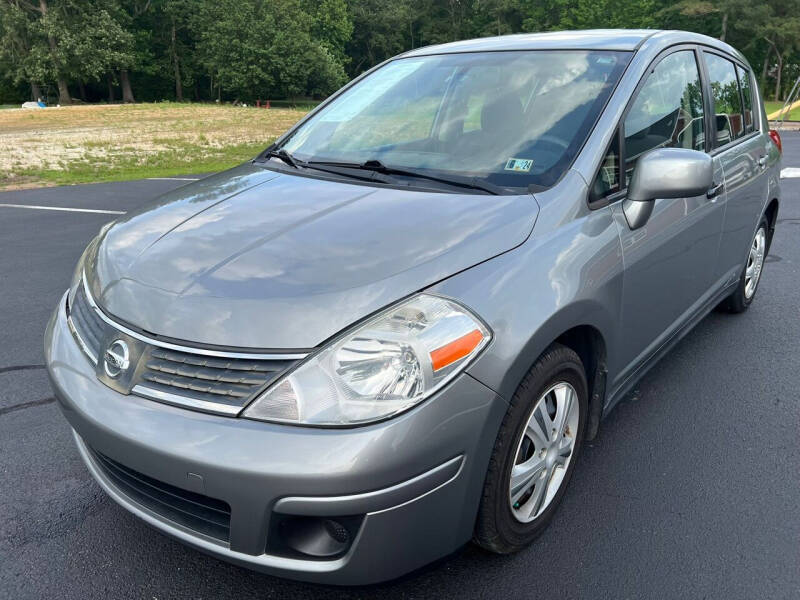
474 343 588 554
720 216 769 314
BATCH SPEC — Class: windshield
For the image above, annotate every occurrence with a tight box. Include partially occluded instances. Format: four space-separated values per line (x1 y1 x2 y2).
280 50 630 190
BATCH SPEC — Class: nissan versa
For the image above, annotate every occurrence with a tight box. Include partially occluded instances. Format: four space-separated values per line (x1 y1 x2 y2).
45 30 781 584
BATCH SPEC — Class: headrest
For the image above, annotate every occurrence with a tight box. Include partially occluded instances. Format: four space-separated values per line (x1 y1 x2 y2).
481 93 523 135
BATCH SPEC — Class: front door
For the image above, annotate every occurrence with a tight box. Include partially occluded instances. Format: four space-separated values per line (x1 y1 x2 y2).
610 48 725 387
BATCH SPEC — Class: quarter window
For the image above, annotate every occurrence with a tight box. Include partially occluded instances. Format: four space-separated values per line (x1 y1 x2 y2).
705 53 745 146
623 51 705 182
590 131 621 203
736 64 755 134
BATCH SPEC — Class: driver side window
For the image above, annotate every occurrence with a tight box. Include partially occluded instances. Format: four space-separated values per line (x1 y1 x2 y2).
590 50 707 204
623 51 706 182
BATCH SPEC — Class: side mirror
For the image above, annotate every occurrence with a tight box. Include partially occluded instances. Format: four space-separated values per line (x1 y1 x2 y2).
623 148 713 229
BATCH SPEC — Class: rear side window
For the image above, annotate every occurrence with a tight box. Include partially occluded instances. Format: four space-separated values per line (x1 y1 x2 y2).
736 64 755 134
705 53 745 146
623 50 705 182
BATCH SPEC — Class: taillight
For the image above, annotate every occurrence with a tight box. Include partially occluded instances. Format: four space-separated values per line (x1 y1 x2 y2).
769 129 782 154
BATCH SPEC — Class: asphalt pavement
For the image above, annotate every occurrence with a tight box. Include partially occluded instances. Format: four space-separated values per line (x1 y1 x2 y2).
1 142 798 599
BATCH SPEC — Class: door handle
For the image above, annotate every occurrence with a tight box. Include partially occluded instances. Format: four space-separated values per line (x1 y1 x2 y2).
706 182 724 199
758 154 768 168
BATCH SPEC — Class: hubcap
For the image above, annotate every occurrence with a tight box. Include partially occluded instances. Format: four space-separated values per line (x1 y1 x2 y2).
509 382 579 523
744 227 766 299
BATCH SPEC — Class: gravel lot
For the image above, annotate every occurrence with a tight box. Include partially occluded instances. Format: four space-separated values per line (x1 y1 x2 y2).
1 136 798 599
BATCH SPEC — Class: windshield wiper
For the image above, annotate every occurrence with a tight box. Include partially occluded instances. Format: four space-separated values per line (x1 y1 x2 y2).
262 154 504 194
309 159 503 195
265 148 303 168
261 150 390 183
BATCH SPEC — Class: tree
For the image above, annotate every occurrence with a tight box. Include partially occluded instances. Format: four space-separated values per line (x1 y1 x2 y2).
0 1 43 99
1 0 136 104
64 5 136 100
306 0 352 65
2 0 799 106
157 0 195 102
114 0 156 102
3 0 73 104
193 0 347 102
345 0 414 75
761 0 800 100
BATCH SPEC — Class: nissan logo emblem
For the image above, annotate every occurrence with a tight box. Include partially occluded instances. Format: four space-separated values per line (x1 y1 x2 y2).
104 339 130 378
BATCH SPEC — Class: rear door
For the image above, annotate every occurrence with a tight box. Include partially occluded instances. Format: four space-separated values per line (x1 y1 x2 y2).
606 47 726 385
702 52 771 285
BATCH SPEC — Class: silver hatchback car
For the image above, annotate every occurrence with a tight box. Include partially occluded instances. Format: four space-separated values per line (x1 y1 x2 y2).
45 29 781 584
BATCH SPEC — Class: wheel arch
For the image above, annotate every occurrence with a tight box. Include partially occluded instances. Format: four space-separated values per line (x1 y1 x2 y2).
553 325 608 440
764 197 779 252
470 300 615 442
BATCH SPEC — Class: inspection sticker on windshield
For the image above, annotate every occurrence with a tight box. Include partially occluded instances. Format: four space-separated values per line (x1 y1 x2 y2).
504 158 533 173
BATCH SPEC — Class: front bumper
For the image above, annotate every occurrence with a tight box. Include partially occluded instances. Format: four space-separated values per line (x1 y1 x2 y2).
45 292 507 585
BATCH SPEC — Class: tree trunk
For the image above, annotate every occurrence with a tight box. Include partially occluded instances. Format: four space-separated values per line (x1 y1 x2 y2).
78 81 86 101
720 12 728 42
120 69 135 103
775 53 783 102
56 78 71 105
31 82 42 102
39 0 71 105
761 46 772 87
171 21 183 102
107 73 115 103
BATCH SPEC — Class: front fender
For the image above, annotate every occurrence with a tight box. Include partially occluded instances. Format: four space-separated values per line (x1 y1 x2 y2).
429 175 624 406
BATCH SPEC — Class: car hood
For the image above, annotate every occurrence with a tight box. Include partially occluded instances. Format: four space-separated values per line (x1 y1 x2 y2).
88 164 538 349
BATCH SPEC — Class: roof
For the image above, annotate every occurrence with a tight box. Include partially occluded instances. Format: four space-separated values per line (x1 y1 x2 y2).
403 30 659 56
401 29 749 68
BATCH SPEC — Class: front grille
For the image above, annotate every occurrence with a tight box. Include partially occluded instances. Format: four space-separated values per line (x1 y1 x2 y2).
137 347 297 413
91 448 231 542
67 277 305 416
68 283 105 362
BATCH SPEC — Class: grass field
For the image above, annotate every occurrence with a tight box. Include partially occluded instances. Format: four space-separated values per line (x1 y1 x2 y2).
0 102 310 189
765 100 800 121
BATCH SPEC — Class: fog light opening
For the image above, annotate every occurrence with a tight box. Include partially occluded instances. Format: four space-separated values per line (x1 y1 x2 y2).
279 516 354 558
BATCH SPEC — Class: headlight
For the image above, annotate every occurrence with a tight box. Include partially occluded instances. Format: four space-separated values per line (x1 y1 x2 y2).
242 294 491 426
68 222 113 306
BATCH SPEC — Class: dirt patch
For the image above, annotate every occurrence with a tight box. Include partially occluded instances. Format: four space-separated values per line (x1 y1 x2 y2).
0 103 307 178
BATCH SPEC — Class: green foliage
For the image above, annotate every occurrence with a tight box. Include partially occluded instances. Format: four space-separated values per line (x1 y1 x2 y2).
192 0 347 101
2 0 800 104
711 80 742 113
345 0 413 74
307 0 353 63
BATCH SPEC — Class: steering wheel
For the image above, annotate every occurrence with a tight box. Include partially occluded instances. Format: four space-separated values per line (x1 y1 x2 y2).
533 134 570 153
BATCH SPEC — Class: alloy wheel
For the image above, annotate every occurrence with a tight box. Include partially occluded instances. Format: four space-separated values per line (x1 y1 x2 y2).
744 226 766 299
509 381 579 523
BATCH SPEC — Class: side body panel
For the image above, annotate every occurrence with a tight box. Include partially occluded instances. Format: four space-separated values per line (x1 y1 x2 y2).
447 171 624 404
712 65 776 283
715 133 770 282
608 45 727 392
609 182 725 390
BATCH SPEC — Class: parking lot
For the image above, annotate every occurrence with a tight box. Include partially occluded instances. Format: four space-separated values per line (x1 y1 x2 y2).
1 136 798 599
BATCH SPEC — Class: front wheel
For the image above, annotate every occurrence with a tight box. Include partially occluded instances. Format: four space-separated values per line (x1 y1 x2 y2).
474 344 587 554
721 216 769 313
